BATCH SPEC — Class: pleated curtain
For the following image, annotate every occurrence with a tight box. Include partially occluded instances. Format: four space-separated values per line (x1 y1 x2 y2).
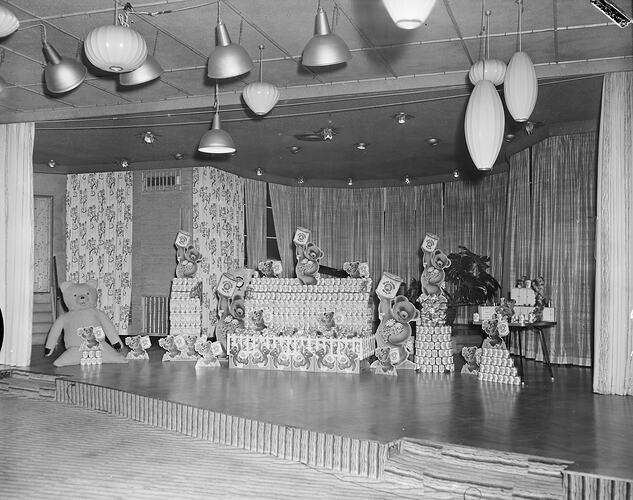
527 133 596 366
244 178 267 268
593 71 633 395
66 172 134 336
192 167 244 337
0 123 34 367
268 183 298 277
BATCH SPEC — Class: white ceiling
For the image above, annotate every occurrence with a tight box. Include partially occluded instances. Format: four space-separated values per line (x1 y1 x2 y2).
1 0 631 186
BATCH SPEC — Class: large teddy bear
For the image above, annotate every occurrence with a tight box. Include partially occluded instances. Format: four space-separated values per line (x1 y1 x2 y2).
45 280 127 366
372 295 419 375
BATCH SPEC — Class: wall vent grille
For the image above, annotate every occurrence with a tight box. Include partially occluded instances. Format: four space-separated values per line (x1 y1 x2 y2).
142 169 182 192
141 295 170 335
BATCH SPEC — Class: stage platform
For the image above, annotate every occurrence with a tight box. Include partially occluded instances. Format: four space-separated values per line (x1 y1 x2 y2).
3 345 632 499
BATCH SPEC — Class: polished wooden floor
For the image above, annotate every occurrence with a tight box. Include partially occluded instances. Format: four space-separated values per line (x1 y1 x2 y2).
22 345 633 482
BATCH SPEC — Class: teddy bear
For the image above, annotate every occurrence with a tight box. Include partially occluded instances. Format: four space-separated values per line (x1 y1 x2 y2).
176 245 203 278
420 249 451 296
257 259 282 278
318 311 337 338
125 335 150 360
250 309 267 332
461 346 482 375
45 280 127 367
194 338 221 368
295 242 323 285
372 295 419 375
215 268 257 352
158 335 181 361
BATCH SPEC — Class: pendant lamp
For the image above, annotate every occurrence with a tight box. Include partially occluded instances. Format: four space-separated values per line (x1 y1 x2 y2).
302 4 351 67
504 1 537 122
382 0 437 30
84 5 147 73
207 2 253 79
43 41 87 94
199 85 236 154
465 80 505 171
120 32 163 86
242 45 280 115
0 5 19 38
468 58 506 86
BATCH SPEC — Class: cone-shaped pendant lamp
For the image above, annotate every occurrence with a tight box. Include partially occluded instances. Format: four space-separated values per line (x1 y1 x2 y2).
199 84 236 154
242 45 280 115
0 5 19 38
207 2 253 80
302 6 351 67
465 80 505 171
504 1 537 122
43 41 87 93
119 54 163 85
382 0 437 30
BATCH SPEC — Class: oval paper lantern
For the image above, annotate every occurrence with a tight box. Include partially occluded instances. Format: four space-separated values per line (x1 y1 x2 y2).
382 0 437 30
464 80 505 171
469 59 507 86
84 25 147 73
0 6 19 38
243 81 280 115
504 51 538 122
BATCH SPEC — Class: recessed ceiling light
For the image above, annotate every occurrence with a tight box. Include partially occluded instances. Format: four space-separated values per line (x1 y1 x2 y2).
142 131 156 144
426 138 439 147
120 158 130 168
504 133 516 142
289 146 302 154
403 175 411 185
452 169 460 178
48 159 56 168
256 167 264 176
356 142 368 150
394 112 413 124
347 177 353 186
297 176 305 185
173 152 184 160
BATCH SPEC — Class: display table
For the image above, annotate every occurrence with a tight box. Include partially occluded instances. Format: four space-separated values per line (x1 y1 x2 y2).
475 321 556 383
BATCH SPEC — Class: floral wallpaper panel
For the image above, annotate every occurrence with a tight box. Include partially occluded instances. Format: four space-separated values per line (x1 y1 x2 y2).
33 196 52 293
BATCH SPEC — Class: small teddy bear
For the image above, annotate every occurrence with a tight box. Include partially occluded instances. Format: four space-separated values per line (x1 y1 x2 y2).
125 335 150 360
318 311 337 338
461 346 482 375
176 246 203 278
251 309 267 332
295 242 323 285
420 249 451 296
159 335 181 361
194 339 221 368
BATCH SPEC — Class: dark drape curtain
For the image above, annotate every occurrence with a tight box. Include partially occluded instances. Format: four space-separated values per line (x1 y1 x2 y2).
244 178 267 268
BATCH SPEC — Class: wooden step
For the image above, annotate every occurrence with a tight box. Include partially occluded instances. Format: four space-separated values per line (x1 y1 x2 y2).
0 371 57 400
33 301 52 313
33 292 52 304
32 331 48 346
33 310 53 323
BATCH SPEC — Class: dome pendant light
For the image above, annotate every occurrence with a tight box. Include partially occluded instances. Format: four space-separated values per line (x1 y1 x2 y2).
207 1 253 79
242 45 280 115
198 84 236 154
0 5 19 38
302 2 351 67
468 9 505 86
382 0 437 30
504 0 538 122
120 30 163 86
39 26 86 94
84 3 147 73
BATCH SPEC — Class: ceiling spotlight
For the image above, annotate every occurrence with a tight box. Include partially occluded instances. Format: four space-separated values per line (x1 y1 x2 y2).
403 175 411 185
394 112 413 124
142 131 157 144
173 152 184 160
426 138 439 147
356 142 368 150
289 146 302 154
48 159 56 168
120 158 130 168
590 0 632 28
452 169 460 179
297 176 305 185
347 177 353 186
504 133 516 143
256 167 264 176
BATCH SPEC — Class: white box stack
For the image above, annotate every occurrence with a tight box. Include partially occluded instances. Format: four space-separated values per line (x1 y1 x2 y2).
414 294 454 373
169 278 202 336
478 342 521 385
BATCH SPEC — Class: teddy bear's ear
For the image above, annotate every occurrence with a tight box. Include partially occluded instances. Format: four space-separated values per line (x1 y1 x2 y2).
60 281 72 294
86 279 98 290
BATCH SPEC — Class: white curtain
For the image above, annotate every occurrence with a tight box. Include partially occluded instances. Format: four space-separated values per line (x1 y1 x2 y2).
192 167 245 337
594 72 633 395
66 172 134 335
0 123 35 367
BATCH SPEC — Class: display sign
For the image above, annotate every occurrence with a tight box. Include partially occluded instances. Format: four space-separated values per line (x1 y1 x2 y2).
376 272 403 299
293 227 311 246
175 230 191 248
421 233 440 253
217 273 238 298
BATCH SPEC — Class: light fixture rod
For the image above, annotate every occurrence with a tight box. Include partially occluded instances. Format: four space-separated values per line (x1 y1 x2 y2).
258 44 264 83
517 0 523 52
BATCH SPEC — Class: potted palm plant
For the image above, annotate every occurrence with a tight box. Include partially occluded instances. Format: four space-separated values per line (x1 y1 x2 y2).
443 246 500 324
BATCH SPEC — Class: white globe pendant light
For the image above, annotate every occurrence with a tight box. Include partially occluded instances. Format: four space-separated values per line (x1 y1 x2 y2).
504 2 538 122
468 58 506 86
464 80 505 171
382 0 437 30
0 5 19 38
242 45 280 116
